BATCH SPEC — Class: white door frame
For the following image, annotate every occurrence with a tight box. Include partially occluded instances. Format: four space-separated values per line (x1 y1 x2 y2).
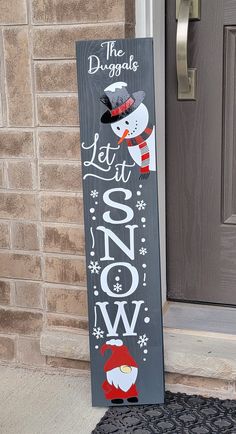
136 0 166 304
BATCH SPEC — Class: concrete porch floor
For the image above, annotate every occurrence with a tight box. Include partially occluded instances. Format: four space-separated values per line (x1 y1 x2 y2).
0 364 106 434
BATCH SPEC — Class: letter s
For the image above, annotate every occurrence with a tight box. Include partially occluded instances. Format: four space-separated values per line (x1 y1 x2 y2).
103 188 133 224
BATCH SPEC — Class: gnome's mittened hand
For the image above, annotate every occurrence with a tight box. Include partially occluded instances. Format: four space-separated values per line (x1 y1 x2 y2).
102 380 113 395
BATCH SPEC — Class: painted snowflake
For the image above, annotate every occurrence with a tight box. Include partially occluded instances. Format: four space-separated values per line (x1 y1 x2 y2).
88 260 101 274
90 189 99 198
92 327 104 339
137 334 149 348
136 200 146 211
139 247 147 255
113 282 122 293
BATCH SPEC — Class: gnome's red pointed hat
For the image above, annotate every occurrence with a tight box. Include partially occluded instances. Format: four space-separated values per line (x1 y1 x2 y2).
101 339 138 372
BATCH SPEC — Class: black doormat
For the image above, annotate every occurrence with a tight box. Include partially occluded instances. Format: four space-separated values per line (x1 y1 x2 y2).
92 391 236 433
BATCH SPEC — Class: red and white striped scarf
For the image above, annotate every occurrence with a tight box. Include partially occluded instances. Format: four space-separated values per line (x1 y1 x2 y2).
125 124 153 177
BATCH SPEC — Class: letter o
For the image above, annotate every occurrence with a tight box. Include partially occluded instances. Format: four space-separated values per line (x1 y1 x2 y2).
100 262 139 298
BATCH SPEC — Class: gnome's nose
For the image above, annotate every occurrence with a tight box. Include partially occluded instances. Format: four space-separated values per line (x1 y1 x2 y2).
118 129 129 144
120 365 132 374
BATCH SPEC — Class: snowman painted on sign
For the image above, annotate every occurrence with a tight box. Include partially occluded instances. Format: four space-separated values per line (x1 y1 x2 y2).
100 82 156 179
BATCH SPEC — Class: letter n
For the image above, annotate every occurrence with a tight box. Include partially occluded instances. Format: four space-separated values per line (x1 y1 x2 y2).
97 225 138 261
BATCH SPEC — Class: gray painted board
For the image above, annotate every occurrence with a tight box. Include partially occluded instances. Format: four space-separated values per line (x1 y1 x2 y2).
76 38 164 406
166 0 236 305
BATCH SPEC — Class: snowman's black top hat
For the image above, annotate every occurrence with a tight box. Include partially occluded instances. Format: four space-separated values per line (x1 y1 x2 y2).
100 82 145 124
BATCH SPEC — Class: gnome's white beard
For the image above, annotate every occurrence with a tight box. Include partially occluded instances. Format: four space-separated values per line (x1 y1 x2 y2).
106 367 138 392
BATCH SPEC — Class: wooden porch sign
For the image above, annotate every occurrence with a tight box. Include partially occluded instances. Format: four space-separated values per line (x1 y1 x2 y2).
76 38 164 407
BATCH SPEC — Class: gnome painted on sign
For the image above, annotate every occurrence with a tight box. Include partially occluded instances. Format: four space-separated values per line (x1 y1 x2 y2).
101 339 139 404
100 82 156 179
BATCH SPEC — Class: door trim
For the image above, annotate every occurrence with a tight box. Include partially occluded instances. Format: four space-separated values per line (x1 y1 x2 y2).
135 0 236 386
135 0 153 37
135 0 167 304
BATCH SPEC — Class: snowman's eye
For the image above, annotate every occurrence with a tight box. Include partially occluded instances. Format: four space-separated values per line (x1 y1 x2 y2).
117 127 120 131
125 121 129 125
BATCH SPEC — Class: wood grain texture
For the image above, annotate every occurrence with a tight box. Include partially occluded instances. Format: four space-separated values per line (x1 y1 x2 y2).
224 0 236 24
222 27 236 224
166 0 236 305
76 38 164 406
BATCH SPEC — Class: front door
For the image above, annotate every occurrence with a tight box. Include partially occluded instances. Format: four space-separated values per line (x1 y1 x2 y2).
166 0 236 305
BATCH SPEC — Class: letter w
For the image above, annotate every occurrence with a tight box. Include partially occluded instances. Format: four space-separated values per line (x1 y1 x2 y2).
96 300 144 336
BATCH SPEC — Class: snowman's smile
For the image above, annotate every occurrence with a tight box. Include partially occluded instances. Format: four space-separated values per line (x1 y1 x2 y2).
111 103 149 140
118 121 139 143
129 121 138 135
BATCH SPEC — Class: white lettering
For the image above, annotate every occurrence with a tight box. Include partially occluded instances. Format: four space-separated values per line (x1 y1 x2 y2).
100 261 139 298
96 300 144 336
97 225 138 261
103 188 133 224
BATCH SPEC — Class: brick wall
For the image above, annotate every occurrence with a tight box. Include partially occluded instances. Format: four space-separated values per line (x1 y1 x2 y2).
0 0 135 369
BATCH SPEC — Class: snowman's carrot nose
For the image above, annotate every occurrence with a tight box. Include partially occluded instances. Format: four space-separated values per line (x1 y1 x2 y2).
118 129 129 144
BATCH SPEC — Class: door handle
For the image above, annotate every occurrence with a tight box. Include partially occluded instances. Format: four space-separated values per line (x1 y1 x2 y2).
176 0 200 100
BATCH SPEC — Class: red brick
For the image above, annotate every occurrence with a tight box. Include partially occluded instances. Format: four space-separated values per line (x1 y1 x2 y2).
17 337 46 365
0 131 33 157
35 61 77 92
37 96 78 126
0 193 38 220
0 308 43 335
43 225 84 255
0 162 4 188
40 194 84 224
15 281 42 309
47 313 88 330
40 163 82 192
3 28 33 126
32 0 131 24
0 222 10 248
8 161 34 190
38 130 80 160
0 335 15 360
0 252 41 280
0 281 11 305
46 356 90 370
33 24 127 59
12 222 39 250
0 0 27 24
44 255 86 285
46 286 87 315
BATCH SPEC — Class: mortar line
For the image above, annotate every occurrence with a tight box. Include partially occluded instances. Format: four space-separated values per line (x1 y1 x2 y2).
0 27 7 126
